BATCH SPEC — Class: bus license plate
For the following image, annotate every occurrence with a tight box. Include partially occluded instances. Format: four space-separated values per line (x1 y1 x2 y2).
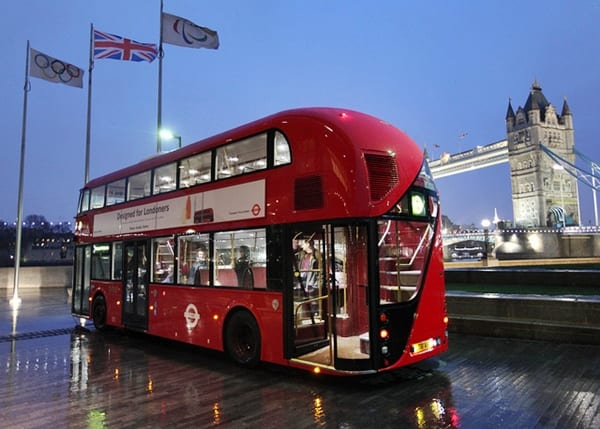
411 339 434 354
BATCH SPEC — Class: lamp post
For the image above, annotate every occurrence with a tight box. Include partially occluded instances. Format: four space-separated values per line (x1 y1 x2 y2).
592 162 599 226
159 129 182 151
481 218 491 266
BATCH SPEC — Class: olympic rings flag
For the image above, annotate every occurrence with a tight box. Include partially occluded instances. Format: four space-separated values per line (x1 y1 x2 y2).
161 12 219 49
29 48 84 88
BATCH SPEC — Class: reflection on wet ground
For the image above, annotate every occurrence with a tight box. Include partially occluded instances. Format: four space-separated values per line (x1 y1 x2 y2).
1 289 599 428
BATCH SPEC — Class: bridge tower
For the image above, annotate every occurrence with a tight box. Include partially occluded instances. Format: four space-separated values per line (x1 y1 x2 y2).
505 80 579 227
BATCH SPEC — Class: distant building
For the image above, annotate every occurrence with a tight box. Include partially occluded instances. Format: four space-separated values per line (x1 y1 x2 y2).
505 80 580 227
0 221 73 267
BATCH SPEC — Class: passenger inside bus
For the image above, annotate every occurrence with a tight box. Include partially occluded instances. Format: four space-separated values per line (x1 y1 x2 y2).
293 233 321 322
235 245 254 289
298 237 319 293
189 246 208 285
161 265 174 283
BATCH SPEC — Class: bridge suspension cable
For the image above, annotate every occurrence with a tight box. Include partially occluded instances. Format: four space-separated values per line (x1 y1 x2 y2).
539 144 600 192
541 144 599 226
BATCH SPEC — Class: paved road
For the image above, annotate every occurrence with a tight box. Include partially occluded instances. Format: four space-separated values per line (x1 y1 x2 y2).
1 289 599 428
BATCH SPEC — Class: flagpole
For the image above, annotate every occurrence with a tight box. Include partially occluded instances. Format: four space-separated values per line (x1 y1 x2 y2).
85 23 94 184
157 0 164 153
11 41 32 308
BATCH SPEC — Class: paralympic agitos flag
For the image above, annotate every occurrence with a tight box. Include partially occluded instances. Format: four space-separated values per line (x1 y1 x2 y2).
93 29 158 62
29 48 84 88
161 12 219 49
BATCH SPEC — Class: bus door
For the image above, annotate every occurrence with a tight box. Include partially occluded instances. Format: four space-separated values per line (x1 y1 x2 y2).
72 245 91 316
288 225 372 371
122 240 149 330
290 227 329 357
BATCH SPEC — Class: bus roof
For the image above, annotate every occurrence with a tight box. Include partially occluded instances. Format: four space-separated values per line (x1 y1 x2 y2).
84 107 423 189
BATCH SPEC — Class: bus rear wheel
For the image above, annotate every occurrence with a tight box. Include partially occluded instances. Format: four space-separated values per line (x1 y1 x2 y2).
224 310 261 368
92 295 107 331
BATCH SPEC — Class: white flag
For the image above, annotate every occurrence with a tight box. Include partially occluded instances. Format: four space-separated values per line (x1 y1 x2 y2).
29 48 84 88
162 12 219 49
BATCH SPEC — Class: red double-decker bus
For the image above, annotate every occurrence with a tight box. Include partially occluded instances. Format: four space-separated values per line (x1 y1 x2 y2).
72 107 448 375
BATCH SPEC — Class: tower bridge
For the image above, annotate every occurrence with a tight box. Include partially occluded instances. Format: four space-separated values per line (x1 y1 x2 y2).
428 82 600 261
429 138 599 192
429 139 508 179
428 80 599 227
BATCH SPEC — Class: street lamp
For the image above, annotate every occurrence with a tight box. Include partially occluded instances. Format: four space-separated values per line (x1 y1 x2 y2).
159 129 182 150
481 218 491 265
593 162 600 226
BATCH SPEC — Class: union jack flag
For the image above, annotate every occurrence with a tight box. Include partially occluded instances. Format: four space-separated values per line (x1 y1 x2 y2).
94 29 158 62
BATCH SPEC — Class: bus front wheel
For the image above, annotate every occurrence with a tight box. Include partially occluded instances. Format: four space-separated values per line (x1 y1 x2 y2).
224 310 261 368
92 295 107 331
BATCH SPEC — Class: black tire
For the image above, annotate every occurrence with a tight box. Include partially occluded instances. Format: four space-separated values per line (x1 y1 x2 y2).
224 310 261 367
92 295 107 331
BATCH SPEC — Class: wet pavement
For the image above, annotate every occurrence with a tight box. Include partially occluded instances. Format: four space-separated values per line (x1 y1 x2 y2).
1 288 599 428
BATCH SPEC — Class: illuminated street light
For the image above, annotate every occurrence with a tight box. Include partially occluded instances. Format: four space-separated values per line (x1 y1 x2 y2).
159 129 182 150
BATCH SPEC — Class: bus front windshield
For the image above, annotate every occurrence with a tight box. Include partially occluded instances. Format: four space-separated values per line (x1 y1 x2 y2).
377 183 439 305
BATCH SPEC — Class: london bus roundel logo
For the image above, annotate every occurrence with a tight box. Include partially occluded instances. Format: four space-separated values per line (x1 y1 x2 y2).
251 204 261 216
184 303 200 329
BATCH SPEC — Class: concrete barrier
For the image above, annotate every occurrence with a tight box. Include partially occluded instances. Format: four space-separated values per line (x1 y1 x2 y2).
447 293 600 345
0 266 72 289
2 265 598 345
445 267 599 287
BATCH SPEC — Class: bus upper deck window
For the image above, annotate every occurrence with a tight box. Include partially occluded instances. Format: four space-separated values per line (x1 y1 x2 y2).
79 189 90 213
180 152 211 188
90 185 106 209
106 179 126 206
216 133 267 180
153 163 177 195
128 171 151 201
273 131 291 166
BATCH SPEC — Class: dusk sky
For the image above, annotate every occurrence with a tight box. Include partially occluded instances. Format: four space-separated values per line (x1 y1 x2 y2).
1 1 599 227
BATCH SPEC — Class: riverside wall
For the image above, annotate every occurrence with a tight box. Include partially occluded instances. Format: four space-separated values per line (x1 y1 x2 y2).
2 265 599 345
494 229 600 259
0 266 72 290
